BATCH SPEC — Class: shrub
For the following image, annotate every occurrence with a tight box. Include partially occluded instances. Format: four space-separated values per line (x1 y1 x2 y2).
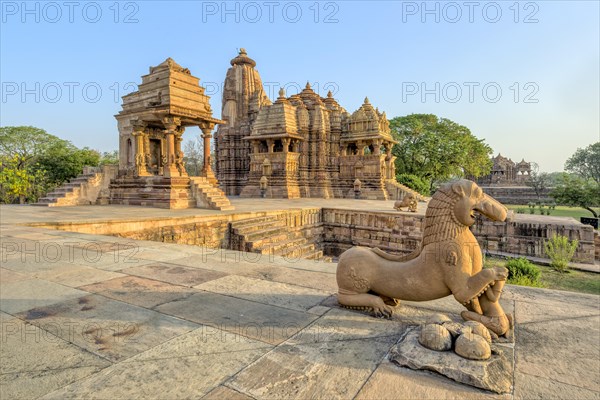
545 235 578 273
516 208 526 214
395 173 430 196
508 275 546 288
506 257 542 282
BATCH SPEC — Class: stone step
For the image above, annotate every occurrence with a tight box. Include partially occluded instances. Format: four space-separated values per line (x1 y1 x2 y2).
267 236 309 255
232 219 286 235
304 249 325 260
231 216 281 228
243 225 290 243
247 232 292 250
277 241 318 259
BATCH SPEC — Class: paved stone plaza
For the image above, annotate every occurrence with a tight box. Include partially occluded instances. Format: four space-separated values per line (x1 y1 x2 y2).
1 201 599 399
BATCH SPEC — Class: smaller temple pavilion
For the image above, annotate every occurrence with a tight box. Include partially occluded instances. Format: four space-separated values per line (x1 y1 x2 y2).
110 58 232 209
475 153 533 186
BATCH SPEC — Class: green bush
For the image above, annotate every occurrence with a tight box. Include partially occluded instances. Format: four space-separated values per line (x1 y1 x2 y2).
395 173 430 196
506 257 542 283
516 208 526 214
509 275 546 288
545 235 578 273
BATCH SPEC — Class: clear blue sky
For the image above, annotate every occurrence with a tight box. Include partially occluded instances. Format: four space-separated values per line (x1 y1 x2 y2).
1 0 598 172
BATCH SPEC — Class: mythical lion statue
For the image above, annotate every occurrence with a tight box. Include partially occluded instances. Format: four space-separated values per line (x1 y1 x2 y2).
336 179 511 336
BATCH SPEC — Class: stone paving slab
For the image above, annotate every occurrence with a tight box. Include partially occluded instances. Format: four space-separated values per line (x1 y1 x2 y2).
80 275 195 309
194 275 332 312
33 264 125 288
15 294 199 362
42 326 272 400
0 267 29 283
0 312 111 399
155 291 319 345
227 336 397 399
0 279 88 314
121 262 228 287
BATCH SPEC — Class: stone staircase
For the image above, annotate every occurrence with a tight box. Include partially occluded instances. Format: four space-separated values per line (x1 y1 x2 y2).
385 179 429 202
189 177 234 211
229 215 330 261
34 172 103 207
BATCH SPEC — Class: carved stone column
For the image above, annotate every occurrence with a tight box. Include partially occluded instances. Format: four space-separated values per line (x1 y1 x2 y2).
175 127 188 177
200 126 213 175
131 120 150 177
162 116 181 177
282 138 290 153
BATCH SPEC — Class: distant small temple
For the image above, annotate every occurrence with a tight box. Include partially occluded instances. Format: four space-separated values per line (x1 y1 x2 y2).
215 49 415 200
475 153 532 186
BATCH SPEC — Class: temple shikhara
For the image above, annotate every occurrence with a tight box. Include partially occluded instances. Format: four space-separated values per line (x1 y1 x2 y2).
215 49 417 200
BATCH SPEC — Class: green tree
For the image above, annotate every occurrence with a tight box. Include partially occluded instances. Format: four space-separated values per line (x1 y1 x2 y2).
99 150 119 165
0 126 62 168
390 114 492 192
565 142 600 185
0 155 48 204
0 126 107 203
551 173 600 218
526 162 551 201
37 143 100 185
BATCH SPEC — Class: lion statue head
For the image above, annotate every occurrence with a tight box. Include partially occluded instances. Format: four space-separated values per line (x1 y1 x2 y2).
422 180 508 246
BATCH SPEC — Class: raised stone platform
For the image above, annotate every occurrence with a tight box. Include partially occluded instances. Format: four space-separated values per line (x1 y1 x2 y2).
1 203 599 399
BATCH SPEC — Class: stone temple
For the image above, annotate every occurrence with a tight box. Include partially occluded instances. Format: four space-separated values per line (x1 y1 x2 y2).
215 49 419 200
109 58 233 210
475 153 532 186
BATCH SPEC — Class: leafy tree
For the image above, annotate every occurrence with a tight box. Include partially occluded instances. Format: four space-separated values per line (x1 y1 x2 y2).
183 137 204 176
99 150 119 166
0 126 109 203
37 143 100 185
389 114 492 192
395 173 430 196
551 173 600 217
0 155 48 204
0 126 62 168
565 142 600 185
526 162 551 201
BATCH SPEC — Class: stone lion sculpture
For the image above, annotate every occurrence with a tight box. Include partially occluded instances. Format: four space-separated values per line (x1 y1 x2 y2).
394 193 418 212
336 179 511 336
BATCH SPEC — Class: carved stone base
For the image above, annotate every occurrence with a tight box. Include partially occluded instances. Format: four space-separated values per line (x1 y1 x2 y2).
109 176 195 209
389 327 513 394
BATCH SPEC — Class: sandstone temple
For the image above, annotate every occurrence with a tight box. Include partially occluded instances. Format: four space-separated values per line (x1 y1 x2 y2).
215 49 418 200
36 50 424 209
475 153 532 186
110 58 233 210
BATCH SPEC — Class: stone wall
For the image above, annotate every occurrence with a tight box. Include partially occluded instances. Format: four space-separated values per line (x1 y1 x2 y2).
472 214 595 264
32 206 597 265
321 209 423 257
479 186 553 205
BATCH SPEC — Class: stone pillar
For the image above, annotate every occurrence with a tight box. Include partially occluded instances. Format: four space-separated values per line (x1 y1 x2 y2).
282 138 290 153
175 127 188 177
200 126 213 175
267 140 275 153
131 121 150 177
162 116 181 178
373 140 382 155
